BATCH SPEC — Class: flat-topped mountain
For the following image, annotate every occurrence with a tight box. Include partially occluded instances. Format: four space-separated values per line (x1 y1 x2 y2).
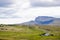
21 16 60 26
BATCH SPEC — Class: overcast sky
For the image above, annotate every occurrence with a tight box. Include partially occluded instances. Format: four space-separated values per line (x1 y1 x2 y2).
0 0 60 24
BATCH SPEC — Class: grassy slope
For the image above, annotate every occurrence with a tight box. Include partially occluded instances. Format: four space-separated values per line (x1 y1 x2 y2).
0 25 60 40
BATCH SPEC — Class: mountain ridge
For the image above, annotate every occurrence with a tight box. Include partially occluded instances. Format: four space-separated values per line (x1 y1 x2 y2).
21 16 60 26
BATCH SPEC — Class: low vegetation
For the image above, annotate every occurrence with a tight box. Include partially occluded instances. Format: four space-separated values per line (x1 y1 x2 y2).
0 24 60 40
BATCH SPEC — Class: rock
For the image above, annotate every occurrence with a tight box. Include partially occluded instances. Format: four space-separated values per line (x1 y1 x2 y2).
39 33 54 36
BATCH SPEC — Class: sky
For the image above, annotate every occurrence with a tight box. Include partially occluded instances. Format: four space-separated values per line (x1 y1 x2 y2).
0 0 60 24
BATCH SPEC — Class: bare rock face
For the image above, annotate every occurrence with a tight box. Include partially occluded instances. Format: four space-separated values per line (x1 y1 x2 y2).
35 16 54 24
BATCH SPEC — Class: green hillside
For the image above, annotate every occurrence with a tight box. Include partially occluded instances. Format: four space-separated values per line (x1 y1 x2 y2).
0 25 60 40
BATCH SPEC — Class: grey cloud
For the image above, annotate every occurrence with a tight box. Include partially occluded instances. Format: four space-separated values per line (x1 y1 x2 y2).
0 9 18 19
0 0 13 7
0 0 21 19
30 0 60 7
0 7 18 19
2 9 17 15
0 8 17 16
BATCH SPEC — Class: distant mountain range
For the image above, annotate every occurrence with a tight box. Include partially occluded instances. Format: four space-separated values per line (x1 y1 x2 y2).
21 16 60 26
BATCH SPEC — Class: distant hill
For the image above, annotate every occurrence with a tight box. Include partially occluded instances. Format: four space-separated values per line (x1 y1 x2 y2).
21 16 60 26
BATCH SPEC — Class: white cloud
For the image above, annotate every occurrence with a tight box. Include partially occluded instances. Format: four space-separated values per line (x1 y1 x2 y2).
0 18 32 24
14 6 60 18
36 0 53 2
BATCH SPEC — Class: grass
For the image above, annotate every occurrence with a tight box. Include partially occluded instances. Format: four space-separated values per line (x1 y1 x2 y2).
0 25 60 40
